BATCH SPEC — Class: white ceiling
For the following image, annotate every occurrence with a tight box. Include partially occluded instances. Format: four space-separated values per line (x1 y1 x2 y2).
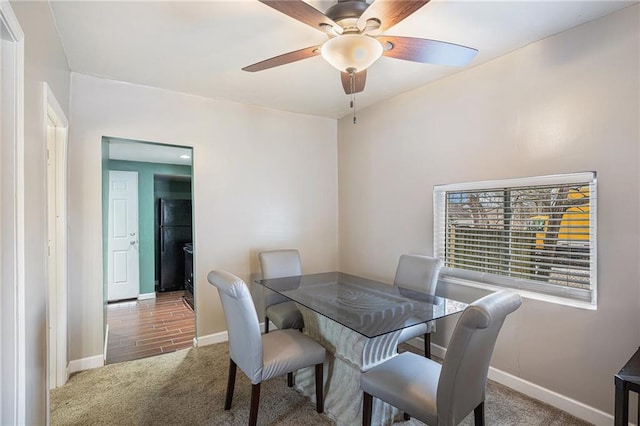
108 137 193 165
50 0 635 120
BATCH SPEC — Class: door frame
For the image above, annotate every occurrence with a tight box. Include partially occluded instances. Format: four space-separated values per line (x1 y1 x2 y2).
103 140 196 354
44 82 69 394
0 2 26 424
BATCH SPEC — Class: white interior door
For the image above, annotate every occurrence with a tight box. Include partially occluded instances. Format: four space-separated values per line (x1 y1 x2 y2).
108 171 139 301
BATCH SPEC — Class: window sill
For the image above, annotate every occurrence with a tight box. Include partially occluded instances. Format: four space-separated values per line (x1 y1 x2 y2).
439 275 597 311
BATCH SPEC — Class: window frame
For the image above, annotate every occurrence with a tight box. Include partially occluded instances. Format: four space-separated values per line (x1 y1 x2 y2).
433 172 597 309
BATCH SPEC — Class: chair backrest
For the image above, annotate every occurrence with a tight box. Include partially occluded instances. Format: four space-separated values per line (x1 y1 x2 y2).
393 254 442 296
437 290 522 425
259 249 302 307
207 270 264 384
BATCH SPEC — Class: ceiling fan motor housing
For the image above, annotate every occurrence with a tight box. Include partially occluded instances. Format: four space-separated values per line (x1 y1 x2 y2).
326 0 369 27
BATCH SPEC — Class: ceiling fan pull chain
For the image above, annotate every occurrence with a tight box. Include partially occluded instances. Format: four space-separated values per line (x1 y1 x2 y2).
352 96 357 124
349 69 357 124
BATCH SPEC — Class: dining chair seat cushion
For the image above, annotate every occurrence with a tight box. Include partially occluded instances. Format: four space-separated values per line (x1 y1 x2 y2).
261 329 326 382
361 351 440 425
265 301 304 330
397 320 435 343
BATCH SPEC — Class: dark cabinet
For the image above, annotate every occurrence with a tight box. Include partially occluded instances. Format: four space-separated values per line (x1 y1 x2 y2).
183 243 194 309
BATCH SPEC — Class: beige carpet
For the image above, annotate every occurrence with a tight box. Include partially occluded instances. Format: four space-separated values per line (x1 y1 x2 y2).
51 342 590 425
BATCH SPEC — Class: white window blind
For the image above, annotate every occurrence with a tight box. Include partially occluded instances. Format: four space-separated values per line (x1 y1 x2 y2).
434 172 597 306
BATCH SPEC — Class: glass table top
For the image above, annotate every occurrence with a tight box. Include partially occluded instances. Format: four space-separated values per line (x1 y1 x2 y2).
255 271 467 338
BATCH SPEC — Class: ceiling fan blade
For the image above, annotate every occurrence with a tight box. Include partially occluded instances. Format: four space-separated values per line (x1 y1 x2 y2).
242 45 321 72
259 0 341 34
378 35 478 66
341 70 367 94
357 0 430 33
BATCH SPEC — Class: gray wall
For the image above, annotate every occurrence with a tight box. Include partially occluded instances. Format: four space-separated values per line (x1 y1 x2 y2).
10 1 71 423
337 6 639 418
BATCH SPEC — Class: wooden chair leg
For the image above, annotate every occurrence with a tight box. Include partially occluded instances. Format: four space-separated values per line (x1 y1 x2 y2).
474 401 485 426
224 359 237 410
424 333 431 359
264 316 270 333
362 392 373 426
315 363 324 413
287 372 294 387
249 383 261 426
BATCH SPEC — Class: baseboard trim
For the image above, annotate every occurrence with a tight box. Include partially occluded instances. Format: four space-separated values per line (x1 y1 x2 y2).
407 338 612 426
68 355 104 374
194 331 228 347
72 322 271 372
138 292 156 300
195 322 275 347
487 363 613 426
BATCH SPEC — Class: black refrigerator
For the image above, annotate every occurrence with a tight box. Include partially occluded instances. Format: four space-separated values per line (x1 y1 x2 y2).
158 199 192 292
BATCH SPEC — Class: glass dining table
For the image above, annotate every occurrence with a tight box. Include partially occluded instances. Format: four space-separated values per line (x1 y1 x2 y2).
254 271 467 426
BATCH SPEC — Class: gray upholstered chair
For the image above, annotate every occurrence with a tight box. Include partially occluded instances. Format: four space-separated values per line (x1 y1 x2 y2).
259 249 304 333
394 254 442 358
207 270 325 426
360 290 522 426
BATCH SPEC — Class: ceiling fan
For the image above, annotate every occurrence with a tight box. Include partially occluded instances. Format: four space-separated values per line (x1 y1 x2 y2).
242 0 478 95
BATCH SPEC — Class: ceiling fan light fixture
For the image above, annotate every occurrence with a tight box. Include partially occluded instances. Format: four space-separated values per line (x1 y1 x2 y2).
320 34 383 73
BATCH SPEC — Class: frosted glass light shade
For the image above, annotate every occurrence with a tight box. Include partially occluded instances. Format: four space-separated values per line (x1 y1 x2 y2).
321 34 383 72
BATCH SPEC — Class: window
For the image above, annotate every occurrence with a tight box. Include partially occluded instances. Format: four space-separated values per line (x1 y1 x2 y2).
434 172 597 307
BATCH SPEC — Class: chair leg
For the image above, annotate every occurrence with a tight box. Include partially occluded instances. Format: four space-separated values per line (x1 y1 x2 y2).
287 372 294 387
362 392 373 426
249 383 261 426
264 316 270 333
224 359 237 410
424 333 431 359
315 363 324 413
474 401 485 426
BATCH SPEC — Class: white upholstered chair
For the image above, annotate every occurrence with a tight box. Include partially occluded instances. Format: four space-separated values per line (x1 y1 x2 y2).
394 254 443 358
259 249 304 333
207 270 325 426
360 290 522 426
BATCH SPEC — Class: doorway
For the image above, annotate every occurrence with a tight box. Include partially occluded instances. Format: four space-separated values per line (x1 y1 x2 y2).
102 137 195 364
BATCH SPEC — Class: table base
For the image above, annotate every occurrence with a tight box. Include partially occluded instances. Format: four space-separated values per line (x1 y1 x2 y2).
293 306 404 426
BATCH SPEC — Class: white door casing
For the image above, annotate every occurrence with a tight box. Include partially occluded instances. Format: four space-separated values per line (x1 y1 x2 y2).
44 82 69 393
0 2 25 424
46 121 56 390
107 171 139 301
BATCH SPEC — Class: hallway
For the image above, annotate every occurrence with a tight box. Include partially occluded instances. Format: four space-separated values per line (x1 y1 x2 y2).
106 291 194 364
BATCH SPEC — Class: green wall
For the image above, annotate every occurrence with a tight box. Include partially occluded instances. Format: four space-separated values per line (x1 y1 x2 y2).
108 160 192 295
